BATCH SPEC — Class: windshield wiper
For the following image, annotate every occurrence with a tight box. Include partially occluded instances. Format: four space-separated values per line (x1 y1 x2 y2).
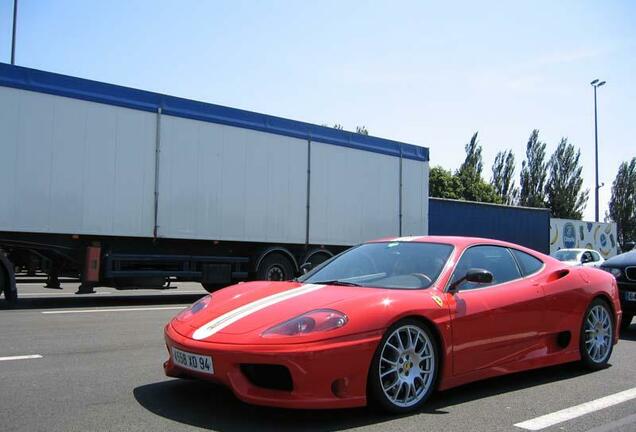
310 279 364 287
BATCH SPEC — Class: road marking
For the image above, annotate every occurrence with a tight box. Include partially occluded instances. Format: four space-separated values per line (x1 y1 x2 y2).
41 306 186 314
0 354 43 362
514 387 636 430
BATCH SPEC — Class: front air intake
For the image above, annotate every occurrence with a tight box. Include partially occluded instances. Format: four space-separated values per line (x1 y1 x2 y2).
240 364 293 392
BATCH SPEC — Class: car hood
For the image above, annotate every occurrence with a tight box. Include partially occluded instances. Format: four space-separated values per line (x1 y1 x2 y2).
603 250 636 267
170 280 447 344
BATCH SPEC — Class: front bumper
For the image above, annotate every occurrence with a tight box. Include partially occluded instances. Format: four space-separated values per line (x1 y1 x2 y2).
163 323 382 409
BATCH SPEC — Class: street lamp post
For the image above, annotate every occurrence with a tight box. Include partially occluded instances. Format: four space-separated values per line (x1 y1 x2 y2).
590 79 606 222
11 0 18 65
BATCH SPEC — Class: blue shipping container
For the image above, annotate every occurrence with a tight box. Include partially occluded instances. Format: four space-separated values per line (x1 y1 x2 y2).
429 198 550 254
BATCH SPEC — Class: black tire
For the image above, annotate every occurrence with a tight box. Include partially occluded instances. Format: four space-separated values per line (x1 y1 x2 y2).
256 253 294 281
620 313 634 331
0 264 17 303
368 318 439 414
579 298 614 370
306 251 331 268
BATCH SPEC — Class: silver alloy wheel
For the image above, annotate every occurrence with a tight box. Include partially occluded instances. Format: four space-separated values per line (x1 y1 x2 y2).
584 304 612 363
379 324 435 408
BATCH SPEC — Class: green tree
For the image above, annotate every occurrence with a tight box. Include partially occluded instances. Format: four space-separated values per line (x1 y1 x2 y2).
457 132 483 178
519 129 547 207
545 138 589 219
429 166 464 199
455 132 501 203
608 158 636 245
491 149 518 205
461 180 502 204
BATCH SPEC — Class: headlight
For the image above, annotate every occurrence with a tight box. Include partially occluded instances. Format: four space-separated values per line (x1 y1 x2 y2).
262 309 348 337
603 267 622 278
175 295 211 321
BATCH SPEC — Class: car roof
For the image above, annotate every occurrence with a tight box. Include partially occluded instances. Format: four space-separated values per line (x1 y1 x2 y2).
366 235 554 264
369 235 532 250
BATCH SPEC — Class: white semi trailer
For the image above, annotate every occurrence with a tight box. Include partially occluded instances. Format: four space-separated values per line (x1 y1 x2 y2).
0 63 429 301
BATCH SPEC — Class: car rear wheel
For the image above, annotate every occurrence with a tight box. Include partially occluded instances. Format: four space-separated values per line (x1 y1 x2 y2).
580 299 614 370
368 319 438 413
621 313 633 330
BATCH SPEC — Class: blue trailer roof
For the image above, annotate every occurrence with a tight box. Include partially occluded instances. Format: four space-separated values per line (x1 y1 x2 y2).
429 198 550 253
0 63 428 162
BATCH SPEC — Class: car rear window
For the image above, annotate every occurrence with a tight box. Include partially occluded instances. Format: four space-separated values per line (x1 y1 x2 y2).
511 249 544 276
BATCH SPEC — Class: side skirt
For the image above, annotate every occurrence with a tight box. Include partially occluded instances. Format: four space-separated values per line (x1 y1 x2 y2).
438 349 580 391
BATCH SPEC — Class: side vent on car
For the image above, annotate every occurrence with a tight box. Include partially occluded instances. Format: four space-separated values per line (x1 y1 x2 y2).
557 331 571 348
546 269 570 283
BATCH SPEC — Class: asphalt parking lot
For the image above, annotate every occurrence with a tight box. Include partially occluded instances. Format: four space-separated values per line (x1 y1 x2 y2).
1 280 635 432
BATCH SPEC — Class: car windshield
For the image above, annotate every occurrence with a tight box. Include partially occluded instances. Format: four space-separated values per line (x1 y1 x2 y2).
554 250 581 261
299 242 453 289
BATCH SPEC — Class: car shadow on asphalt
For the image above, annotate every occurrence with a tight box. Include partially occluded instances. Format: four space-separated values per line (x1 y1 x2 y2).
133 363 597 432
620 325 636 341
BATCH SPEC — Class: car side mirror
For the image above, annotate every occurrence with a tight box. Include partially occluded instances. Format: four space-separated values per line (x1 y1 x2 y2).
448 268 493 293
465 268 494 284
300 262 313 274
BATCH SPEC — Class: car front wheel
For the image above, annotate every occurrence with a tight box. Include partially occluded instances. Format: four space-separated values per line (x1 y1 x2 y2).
580 299 614 370
368 319 438 413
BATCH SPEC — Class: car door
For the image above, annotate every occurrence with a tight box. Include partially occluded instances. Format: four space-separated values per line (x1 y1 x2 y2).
446 245 546 375
590 251 604 268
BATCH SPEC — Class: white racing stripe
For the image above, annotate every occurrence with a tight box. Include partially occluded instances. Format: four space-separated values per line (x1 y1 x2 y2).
514 387 636 430
192 284 325 340
0 354 43 362
42 306 186 315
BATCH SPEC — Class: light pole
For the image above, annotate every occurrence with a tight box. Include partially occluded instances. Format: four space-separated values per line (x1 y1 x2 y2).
590 79 606 222
11 0 18 65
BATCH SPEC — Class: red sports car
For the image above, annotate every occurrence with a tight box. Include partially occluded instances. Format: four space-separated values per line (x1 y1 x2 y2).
163 236 622 413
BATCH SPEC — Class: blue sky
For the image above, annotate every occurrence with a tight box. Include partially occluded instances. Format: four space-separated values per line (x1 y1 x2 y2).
1 0 634 221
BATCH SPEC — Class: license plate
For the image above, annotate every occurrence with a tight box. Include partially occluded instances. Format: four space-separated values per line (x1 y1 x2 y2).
172 347 214 375
625 292 636 302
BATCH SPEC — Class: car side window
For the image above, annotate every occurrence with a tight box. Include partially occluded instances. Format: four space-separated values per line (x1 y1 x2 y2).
450 245 522 291
510 249 544 276
582 251 593 263
591 251 601 262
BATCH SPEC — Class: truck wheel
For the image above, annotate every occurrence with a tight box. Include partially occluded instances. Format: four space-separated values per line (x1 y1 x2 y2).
305 251 331 268
0 264 17 302
256 253 294 281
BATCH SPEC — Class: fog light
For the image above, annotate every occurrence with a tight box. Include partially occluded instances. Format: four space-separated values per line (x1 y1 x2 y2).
331 378 349 398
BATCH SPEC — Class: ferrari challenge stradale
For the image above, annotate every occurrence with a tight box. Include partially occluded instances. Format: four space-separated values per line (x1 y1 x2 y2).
164 236 622 413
